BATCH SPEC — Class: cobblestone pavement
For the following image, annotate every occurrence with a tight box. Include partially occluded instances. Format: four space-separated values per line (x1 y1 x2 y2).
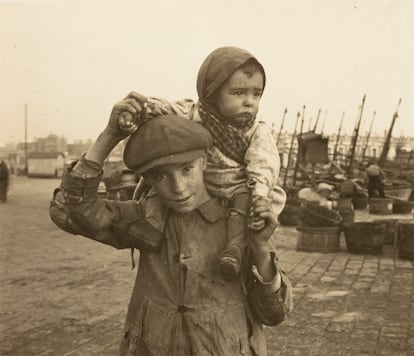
1 177 413 355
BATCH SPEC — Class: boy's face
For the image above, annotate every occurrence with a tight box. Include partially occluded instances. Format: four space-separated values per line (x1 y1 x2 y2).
214 69 264 126
145 156 210 213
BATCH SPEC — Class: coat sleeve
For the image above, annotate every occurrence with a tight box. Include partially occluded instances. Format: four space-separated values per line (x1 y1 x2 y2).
245 122 286 216
49 161 164 250
243 242 293 326
145 97 196 119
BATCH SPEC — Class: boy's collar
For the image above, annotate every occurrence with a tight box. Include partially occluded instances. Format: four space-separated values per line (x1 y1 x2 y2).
197 198 228 222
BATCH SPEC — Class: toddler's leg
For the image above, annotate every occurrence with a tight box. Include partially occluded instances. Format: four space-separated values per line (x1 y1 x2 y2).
218 192 250 281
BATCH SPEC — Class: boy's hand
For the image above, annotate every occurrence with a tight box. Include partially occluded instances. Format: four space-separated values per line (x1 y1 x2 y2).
107 91 148 139
248 196 278 247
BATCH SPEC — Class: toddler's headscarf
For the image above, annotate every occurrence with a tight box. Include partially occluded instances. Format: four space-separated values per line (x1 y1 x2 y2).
196 47 266 164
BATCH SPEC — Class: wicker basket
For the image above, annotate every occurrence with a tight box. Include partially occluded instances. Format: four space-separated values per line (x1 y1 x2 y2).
352 197 368 210
296 226 341 253
343 221 386 254
300 203 343 227
279 204 301 226
369 198 393 215
392 199 413 214
375 219 398 244
398 221 414 260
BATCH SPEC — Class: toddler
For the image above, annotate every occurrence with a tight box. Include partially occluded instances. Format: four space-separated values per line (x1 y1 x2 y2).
122 47 286 280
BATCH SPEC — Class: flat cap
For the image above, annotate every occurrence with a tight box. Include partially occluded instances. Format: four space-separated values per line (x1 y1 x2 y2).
124 115 213 173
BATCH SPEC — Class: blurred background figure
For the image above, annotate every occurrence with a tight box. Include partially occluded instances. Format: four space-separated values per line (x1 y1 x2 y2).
365 162 385 198
0 160 9 202
339 178 367 199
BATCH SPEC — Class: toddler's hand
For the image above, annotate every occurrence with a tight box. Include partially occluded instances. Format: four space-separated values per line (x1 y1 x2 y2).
248 196 278 245
248 217 266 231
109 91 148 138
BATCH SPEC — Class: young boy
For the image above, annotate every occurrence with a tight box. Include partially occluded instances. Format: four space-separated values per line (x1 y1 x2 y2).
120 46 287 281
49 106 292 355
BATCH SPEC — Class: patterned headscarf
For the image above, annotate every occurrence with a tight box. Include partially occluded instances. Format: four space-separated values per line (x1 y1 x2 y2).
196 47 266 164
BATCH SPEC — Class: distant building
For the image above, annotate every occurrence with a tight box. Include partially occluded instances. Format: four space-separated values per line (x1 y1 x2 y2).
32 134 67 153
27 152 65 178
67 139 94 157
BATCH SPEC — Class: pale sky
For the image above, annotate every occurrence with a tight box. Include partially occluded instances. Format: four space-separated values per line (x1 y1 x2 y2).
1 0 413 144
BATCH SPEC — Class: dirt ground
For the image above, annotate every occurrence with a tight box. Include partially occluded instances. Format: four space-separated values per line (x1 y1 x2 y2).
1 177 413 355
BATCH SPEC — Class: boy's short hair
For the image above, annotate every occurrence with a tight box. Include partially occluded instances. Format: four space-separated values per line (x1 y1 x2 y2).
124 115 213 174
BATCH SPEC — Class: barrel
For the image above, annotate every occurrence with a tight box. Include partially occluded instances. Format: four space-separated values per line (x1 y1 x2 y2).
352 197 368 210
343 221 386 254
375 219 398 244
398 221 414 260
392 199 413 214
368 198 393 215
300 203 343 227
279 203 301 226
296 226 341 253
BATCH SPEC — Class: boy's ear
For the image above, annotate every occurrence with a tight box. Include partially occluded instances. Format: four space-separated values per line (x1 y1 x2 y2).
141 173 152 187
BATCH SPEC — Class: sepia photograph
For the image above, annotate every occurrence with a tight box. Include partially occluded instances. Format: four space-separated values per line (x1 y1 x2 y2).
1 0 413 355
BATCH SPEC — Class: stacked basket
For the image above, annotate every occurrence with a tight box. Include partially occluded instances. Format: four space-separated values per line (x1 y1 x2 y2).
296 202 342 253
343 221 386 254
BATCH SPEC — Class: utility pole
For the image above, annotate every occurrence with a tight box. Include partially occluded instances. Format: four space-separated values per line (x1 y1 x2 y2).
24 104 28 175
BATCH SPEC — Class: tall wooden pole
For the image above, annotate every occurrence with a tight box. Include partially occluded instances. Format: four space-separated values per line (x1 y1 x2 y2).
332 111 345 163
283 111 300 188
293 105 306 187
361 110 376 162
276 107 288 146
320 109 327 135
346 94 366 176
378 98 402 167
313 108 321 132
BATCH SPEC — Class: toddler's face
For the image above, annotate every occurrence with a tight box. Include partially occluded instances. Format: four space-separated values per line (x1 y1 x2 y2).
214 69 264 126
